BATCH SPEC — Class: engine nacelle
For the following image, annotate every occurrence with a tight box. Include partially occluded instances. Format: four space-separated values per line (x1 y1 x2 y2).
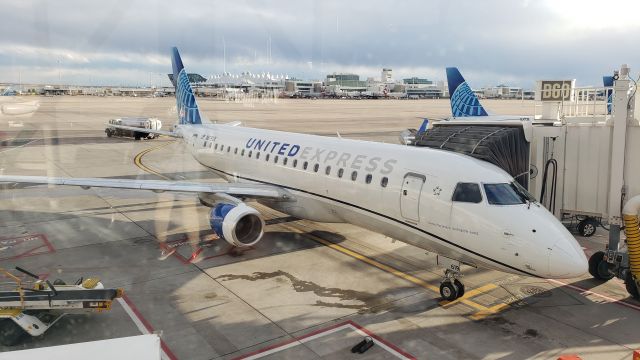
209 203 264 247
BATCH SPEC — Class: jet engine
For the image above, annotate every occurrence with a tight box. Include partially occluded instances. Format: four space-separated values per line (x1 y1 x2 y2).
209 203 264 247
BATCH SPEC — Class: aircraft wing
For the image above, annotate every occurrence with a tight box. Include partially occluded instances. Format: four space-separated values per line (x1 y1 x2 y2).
106 124 182 138
0 175 293 200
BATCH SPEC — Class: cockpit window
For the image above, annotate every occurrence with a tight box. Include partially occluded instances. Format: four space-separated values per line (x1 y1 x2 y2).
452 183 482 203
484 182 532 205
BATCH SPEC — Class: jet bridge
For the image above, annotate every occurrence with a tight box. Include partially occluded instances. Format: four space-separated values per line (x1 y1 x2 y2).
412 124 531 188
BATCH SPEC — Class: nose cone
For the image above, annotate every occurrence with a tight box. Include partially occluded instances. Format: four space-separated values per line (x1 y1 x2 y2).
547 238 588 278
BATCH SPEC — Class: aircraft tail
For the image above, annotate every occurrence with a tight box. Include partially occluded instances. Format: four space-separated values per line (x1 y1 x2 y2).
172 47 203 125
603 75 614 115
446 67 488 117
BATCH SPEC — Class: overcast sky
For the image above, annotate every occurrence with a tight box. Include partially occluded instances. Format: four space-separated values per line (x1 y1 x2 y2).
1 0 639 88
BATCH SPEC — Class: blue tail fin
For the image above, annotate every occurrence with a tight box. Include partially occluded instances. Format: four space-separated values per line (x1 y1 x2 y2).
172 47 202 125
446 67 488 117
603 75 614 115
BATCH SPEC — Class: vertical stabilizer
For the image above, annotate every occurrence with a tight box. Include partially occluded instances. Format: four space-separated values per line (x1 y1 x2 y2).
172 47 202 125
446 67 488 117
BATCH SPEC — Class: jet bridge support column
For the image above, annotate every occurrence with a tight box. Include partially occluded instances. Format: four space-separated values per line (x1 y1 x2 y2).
606 65 631 252
588 64 640 298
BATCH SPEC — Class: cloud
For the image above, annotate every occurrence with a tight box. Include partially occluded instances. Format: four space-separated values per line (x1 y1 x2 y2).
1 0 639 87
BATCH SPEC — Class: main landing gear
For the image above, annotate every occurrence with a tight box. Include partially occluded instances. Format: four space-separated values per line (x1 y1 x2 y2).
437 256 466 301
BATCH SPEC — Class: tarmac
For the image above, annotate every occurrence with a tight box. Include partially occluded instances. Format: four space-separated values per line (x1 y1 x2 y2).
0 96 638 359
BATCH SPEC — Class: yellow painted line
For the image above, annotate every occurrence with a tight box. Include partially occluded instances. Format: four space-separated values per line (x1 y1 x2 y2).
439 283 497 307
133 141 174 180
281 223 509 317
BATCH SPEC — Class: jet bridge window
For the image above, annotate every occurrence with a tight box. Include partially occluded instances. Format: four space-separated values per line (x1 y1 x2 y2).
452 183 482 203
483 183 527 205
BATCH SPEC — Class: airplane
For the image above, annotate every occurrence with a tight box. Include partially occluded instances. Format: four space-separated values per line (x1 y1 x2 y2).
0 48 588 301
0 86 40 116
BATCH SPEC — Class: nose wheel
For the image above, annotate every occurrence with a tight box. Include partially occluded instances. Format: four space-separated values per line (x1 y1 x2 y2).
439 270 465 301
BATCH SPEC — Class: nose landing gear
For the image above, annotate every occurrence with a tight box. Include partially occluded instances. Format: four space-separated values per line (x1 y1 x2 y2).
440 272 466 301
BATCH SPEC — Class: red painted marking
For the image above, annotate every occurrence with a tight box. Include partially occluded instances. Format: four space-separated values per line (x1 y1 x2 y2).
548 278 640 311
121 294 178 360
231 320 415 360
0 234 55 261
633 350 640 360
157 233 252 264
188 247 204 262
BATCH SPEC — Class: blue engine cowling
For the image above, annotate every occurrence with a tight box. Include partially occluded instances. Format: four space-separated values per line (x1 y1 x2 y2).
209 203 264 247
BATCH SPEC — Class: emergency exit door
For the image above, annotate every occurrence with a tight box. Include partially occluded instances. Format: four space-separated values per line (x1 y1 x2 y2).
400 173 425 222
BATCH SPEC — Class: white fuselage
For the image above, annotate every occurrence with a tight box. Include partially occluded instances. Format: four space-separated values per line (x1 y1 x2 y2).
178 123 587 279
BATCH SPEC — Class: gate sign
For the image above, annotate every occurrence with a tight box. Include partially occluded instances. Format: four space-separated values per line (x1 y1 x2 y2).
538 80 574 101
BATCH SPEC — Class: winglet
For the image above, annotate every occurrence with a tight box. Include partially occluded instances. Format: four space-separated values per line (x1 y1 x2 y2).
446 67 488 117
171 47 202 124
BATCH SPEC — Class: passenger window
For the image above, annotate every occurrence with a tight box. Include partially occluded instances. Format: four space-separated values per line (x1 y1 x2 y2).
265 154 270 161
381 177 388 187
234 148 238 154
325 166 331 175
283 158 288 165
338 168 344 178
365 174 372 184
274 156 279 163
248 151 252 158
256 152 260 159
214 144 218 150
227 146 230 152
351 171 358 181
241 149 245 156
313 163 319 172
303 161 308 170
293 159 298 168
452 183 483 203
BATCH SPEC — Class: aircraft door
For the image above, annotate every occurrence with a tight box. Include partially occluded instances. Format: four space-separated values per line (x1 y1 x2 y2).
400 173 425 222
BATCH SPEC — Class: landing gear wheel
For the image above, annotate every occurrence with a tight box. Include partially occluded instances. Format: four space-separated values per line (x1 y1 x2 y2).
578 218 598 237
454 279 465 298
588 251 613 280
625 272 640 299
106 129 112 137
439 282 458 301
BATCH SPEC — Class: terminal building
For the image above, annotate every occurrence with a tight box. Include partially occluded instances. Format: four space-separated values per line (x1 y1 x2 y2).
402 77 444 99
